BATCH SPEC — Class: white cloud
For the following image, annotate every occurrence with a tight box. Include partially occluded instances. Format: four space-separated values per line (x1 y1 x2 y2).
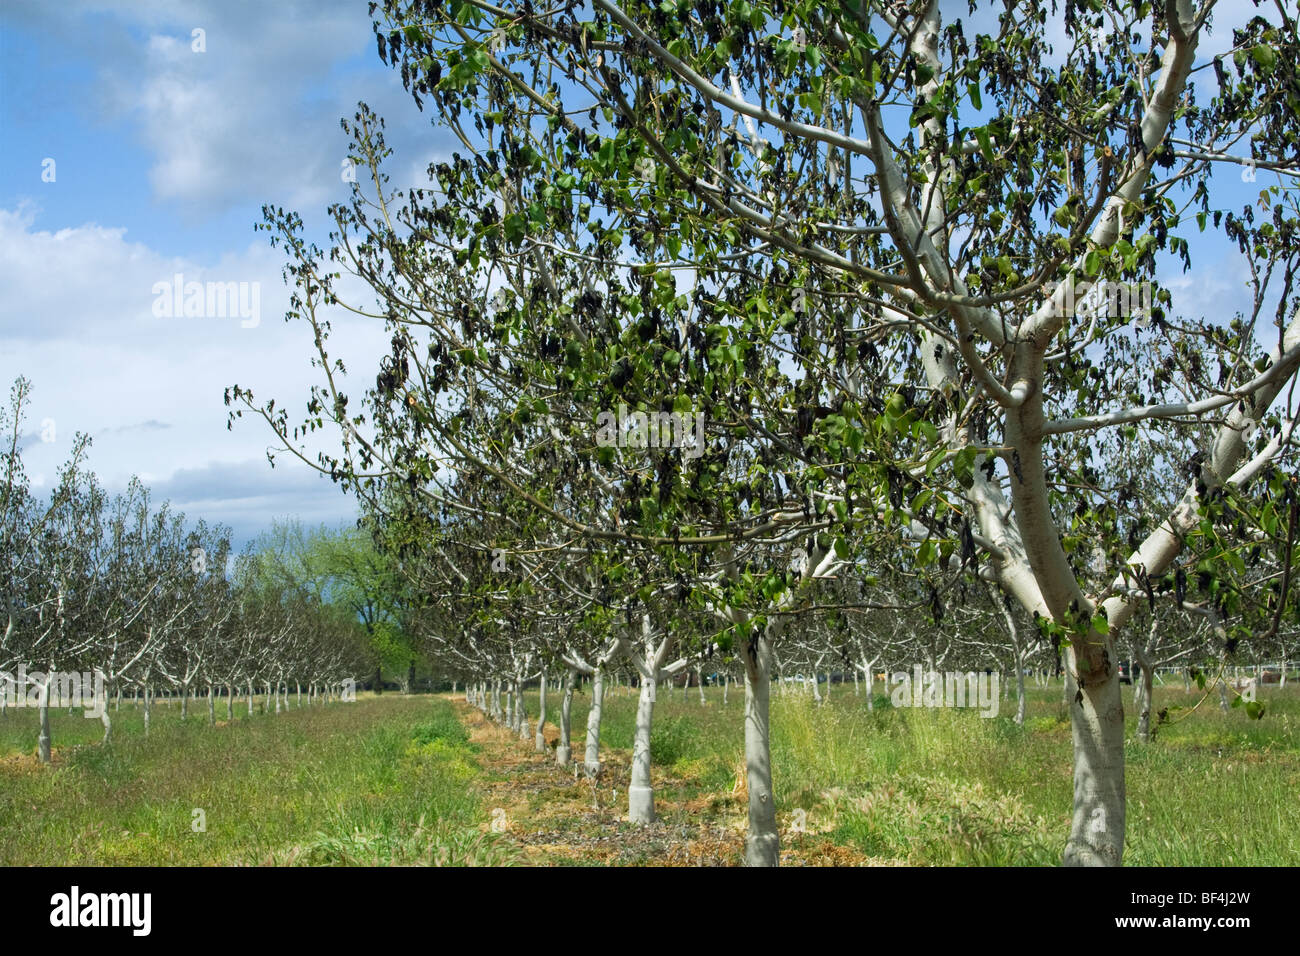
0 201 393 542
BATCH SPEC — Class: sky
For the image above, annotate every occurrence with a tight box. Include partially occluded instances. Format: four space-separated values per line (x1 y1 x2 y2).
0 0 1283 556
0 0 459 552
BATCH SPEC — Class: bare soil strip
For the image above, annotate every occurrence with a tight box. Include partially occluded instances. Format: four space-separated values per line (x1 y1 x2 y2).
454 699 870 866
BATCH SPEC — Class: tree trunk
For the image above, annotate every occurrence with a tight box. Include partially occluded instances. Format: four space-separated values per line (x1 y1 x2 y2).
37 676 52 763
535 673 548 753
1016 660 1026 727
583 665 605 779
247 681 254 718
1062 654 1124 867
516 679 528 740
557 669 575 767
208 685 216 726
143 685 152 736
722 674 729 707
743 631 779 866
697 668 706 705
1134 632 1155 743
181 686 188 720
628 673 657 823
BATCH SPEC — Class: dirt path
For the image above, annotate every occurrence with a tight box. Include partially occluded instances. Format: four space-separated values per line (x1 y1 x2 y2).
454 699 869 866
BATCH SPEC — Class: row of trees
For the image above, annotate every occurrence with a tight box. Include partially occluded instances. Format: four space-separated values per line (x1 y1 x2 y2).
1 378 376 761
230 0 1300 865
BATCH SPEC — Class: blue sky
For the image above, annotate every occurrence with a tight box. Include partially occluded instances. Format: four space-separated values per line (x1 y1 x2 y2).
0 0 459 552
0 0 1283 555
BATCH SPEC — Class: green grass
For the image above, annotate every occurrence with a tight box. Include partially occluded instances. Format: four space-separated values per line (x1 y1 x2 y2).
514 676 1300 865
0 694 516 866
6 677 1298 865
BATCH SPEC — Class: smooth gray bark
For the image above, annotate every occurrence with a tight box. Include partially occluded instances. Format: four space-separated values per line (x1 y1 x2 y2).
557 669 575 766
628 674 657 823
743 631 779 866
535 672 548 753
583 665 605 779
37 678 51 763
1062 659 1124 867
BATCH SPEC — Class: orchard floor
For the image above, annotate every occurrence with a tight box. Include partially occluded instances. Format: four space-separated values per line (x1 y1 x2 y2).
469 678 1300 866
1 680 1297 865
458 698 870 866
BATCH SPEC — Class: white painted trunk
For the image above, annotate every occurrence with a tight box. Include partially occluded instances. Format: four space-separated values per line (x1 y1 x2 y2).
516 679 527 739
38 678 52 763
628 675 657 823
557 670 575 767
583 665 605 778
743 633 779 866
1063 659 1125 867
535 673 548 753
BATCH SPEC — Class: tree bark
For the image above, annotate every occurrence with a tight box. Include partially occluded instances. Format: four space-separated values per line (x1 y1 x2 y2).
743 630 779 866
37 676 52 763
557 669 575 766
535 672 548 753
1062 655 1124 867
628 673 657 823
583 664 605 779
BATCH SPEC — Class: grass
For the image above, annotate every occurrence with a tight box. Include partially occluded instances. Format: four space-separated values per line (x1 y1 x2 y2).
510 676 1300 865
0 693 516 866
4 677 1298 865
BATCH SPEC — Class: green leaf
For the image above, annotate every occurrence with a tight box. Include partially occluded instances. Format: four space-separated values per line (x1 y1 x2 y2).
1251 44 1277 72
